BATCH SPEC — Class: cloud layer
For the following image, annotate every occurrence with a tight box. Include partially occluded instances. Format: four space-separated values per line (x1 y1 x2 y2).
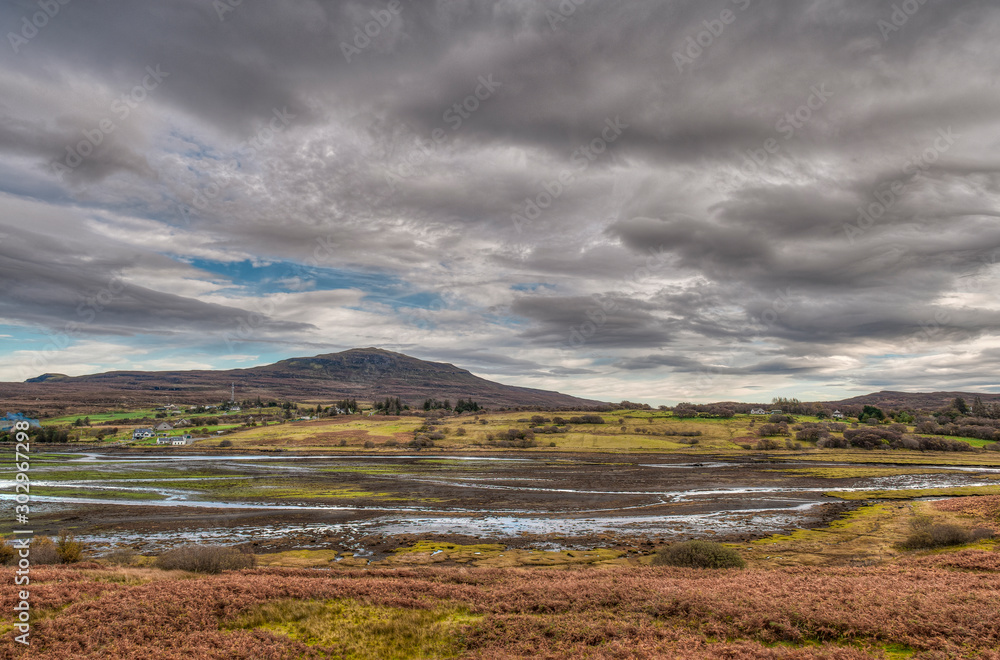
1 0 998 403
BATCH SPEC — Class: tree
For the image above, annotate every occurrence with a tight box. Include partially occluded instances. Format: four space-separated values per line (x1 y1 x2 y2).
859 405 885 422
972 396 987 418
953 397 969 415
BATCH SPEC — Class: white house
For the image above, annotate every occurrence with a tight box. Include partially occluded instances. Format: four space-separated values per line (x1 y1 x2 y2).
750 408 767 415
831 410 845 419
133 427 154 440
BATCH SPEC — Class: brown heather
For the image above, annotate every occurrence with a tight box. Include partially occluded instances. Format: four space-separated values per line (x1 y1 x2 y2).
3 555 1000 659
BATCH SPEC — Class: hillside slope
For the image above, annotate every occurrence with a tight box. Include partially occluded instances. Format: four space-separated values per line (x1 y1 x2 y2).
0 348 607 414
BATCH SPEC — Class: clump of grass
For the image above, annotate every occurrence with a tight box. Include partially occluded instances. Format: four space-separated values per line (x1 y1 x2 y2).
652 540 745 569
899 515 994 550
230 598 478 659
154 544 255 573
104 546 139 566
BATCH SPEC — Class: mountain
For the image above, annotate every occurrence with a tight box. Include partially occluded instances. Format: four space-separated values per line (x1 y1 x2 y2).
823 390 1000 411
0 348 607 414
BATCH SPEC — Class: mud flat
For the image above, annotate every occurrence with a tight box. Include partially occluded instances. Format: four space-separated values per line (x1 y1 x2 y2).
3 451 997 556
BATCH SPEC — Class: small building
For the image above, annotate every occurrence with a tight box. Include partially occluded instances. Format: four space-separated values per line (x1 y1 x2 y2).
749 408 767 415
770 409 783 415
133 427 154 440
171 435 194 446
155 422 173 432
831 410 845 419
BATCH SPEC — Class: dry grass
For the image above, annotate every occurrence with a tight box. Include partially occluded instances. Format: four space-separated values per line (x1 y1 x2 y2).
3 558 1000 658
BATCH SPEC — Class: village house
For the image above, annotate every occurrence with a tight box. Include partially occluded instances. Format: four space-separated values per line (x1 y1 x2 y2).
133 427 154 440
155 422 173 432
831 410 845 419
749 408 767 415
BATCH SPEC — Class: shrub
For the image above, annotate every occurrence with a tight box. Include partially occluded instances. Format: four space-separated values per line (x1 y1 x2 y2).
0 539 15 565
363 440 376 448
56 530 84 563
455 427 466 436
754 438 783 450
652 541 745 569
757 423 787 437
104 547 139 566
899 517 994 550
154 545 256 573
32 536 60 565
219 439 233 448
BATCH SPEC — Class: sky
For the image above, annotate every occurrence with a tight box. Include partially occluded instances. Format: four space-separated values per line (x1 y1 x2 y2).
1 0 999 406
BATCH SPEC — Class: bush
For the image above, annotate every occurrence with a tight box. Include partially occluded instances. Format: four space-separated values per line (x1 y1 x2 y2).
0 539 15 565
154 545 256 573
363 440 375 448
31 536 60 565
56 530 84 563
104 547 139 566
755 438 783 450
899 517 995 550
219 439 233 448
652 541 745 569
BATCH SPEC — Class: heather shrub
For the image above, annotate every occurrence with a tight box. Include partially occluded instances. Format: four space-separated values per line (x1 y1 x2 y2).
154 544 256 573
219 439 233 448
652 540 745 569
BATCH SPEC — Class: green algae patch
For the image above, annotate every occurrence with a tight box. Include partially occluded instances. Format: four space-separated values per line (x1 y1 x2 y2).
828 484 1000 500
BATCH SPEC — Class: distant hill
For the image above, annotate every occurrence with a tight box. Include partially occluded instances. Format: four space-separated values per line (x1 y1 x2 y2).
823 390 1000 411
0 348 607 414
